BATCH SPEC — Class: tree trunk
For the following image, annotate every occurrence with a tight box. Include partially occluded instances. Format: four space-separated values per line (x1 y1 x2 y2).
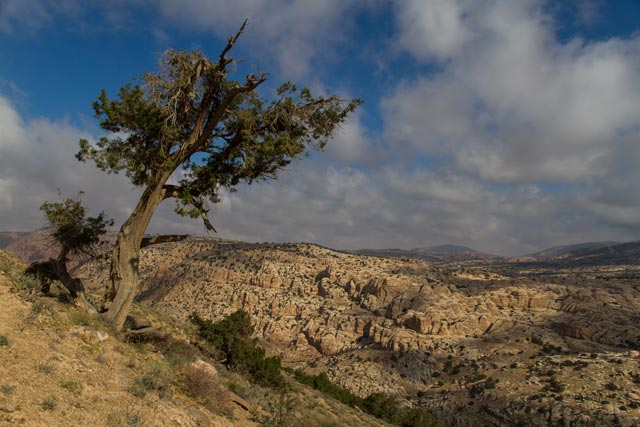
47 257 97 313
105 181 167 330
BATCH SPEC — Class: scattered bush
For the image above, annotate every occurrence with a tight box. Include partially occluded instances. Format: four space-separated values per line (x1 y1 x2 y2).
128 363 172 399
60 380 83 393
0 385 15 395
0 335 8 347
41 396 58 410
37 363 54 374
180 364 227 415
605 382 619 391
255 389 297 427
294 370 443 427
107 407 145 427
546 376 566 393
294 371 360 407
190 311 286 389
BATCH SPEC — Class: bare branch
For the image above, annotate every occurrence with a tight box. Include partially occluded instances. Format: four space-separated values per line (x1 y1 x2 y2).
219 19 248 69
140 234 189 248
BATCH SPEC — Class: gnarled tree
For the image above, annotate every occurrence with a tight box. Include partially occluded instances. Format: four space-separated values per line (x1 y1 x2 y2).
77 22 362 329
27 194 113 312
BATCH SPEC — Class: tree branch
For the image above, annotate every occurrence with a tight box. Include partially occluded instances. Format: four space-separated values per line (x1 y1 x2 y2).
140 234 190 248
162 184 182 200
219 19 248 69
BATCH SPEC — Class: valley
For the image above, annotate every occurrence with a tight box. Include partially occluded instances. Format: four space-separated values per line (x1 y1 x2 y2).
3 232 640 426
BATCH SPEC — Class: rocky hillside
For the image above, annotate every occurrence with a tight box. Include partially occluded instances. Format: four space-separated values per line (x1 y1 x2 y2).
70 237 640 426
0 250 393 427
0 229 58 263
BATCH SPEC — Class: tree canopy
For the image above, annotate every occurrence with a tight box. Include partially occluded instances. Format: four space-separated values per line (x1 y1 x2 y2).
27 194 113 310
40 194 114 259
75 21 362 329
78 23 361 231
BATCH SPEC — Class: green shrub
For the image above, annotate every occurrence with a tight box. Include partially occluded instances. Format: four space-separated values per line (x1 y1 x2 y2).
0 335 8 347
190 311 286 389
255 390 297 427
60 380 83 392
294 370 442 427
294 371 361 407
128 364 171 399
41 396 58 410
107 407 145 427
0 385 15 395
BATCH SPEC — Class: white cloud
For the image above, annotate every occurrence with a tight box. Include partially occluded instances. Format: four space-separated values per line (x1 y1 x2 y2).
394 0 475 61
0 95 140 230
387 0 640 182
151 0 365 78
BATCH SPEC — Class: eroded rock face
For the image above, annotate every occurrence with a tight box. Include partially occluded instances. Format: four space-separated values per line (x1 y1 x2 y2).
76 238 640 426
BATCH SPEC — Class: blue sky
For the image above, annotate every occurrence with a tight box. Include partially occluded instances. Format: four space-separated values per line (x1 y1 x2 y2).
1 0 640 255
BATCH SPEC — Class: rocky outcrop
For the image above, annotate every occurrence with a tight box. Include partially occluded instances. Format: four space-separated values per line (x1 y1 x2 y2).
72 238 640 427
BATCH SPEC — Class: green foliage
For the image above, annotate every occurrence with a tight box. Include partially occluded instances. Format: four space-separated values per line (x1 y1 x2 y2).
128 363 172 399
190 310 286 389
76 39 362 225
255 389 297 427
293 371 361 407
107 407 146 427
362 393 404 424
0 252 41 292
41 396 58 410
59 380 83 393
39 194 113 258
293 370 443 427
0 385 15 395
0 335 8 347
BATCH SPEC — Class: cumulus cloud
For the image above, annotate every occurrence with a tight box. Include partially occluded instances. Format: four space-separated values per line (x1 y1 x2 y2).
151 0 365 78
394 0 475 61
3 1 640 255
388 0 640 182
0 95 141 230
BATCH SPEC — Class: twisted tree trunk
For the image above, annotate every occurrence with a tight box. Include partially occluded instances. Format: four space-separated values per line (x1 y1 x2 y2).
105 180 168 330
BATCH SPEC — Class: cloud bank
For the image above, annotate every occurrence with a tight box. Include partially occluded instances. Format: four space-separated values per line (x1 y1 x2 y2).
1 0 640 255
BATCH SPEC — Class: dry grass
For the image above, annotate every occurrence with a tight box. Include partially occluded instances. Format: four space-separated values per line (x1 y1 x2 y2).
180 363 229 415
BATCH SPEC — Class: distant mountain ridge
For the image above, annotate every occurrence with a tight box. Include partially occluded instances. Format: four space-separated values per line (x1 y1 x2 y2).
507 240 640 266
3 229 640 267
350 244 500 263
521 241 619 261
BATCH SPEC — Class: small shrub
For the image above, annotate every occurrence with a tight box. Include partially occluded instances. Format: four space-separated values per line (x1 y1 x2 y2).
69 309 95 327
1 385 15 395
255 390 297 427
0 335 8 347
41 396 58 410
60 380 83 393
12 271 42 292
546 377 566 393
605 382 619 391
180 364 228 414
37 363 54 374
128 363 171 399
107 407 145 427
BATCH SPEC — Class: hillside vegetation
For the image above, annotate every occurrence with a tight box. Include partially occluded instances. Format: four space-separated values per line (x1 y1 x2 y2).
0 250 394 427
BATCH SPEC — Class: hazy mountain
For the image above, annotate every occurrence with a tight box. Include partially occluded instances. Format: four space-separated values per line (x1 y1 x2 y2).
552 241 640 266
0 231 28 249
523 241 618 261
350 244 499 262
